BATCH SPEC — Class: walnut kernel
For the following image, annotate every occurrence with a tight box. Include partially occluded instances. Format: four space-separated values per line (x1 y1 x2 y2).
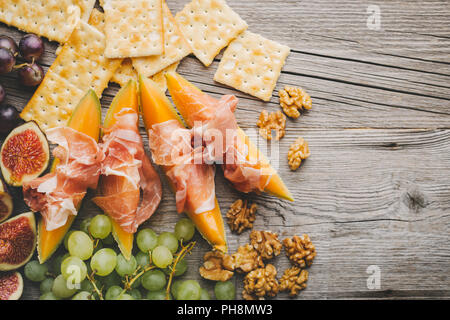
279 86 312 118
287 137 310 171
243 264 279 299
232 244 264 273
256 110 286 140
279 266 308 296
250 230 282 260
199 250 235 281
283 234 316 268
226 199 257 234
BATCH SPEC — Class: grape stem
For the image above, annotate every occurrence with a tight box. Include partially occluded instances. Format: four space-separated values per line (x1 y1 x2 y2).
87 270 104 300
121 264 156 296
165 241 196 300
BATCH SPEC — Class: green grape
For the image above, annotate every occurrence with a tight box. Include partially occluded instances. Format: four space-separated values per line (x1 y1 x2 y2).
100 271 121 288
68 231 94 260
39 292 60 300
63 230 75 250
152 246 173 268
177 280 201 300
50 253 69 274
90 248 117 276
214 280 236 300
146 289 171 300
115 254 137 277
102 233 114 246
72 291 95 300
24 260 48 282
89 215 112 239
157 232 179 254
163 258 187 277
80 279 94 292
80 217 92 235
52 274 78 298
171 279 183 298
141 269 166 291
40 277 54 294
61 256 87 284
130 276 141 289
136 228 158 253
136 251 150 268
105 285 123 300
129 289 142 300
174 218 195 242
199 288 211 300
117 293 134 300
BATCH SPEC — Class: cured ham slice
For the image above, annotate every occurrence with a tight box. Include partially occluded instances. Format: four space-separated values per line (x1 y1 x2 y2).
92 109 162 233
23 127 104 231
148 120 216 214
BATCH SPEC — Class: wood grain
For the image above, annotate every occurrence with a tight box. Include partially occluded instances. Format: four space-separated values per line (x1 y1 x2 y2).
0 0 449 300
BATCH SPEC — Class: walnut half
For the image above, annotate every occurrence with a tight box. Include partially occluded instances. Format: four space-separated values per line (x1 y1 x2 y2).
256 110 286 140
279 266 309 296
226 199 257 234
287 137 310 171
283 234 316 268
279 86 312 119
250 230 282 260
243 264 279 300
199 251 235 281
232 244 264 273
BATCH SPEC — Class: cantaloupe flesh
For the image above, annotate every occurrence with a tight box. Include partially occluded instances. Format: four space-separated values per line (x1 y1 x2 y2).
139 75 227 252
38 90 101 263
98 80 139 260
165 72 294 201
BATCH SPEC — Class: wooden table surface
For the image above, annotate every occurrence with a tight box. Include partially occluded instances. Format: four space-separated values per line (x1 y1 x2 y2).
1 0 449 300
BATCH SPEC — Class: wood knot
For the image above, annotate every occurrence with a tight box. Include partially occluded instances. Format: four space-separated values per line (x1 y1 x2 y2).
402 185 428 213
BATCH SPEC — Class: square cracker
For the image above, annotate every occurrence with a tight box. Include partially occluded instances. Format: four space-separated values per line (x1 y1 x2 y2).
132 2 191 77
0 0 92 43
112 59 178 92
214 31 290 101
175 0 247 67
103 0 164 58
20 70 86 131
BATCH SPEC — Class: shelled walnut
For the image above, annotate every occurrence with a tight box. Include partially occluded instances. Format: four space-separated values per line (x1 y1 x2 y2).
283 234 316 268
199 250 235 281
226 199 257 234
279 86 312 119
250 230 282 260
232 244 264 273
287 137 310 171
242 264 279 300
279 266 309 296
256 110 286 140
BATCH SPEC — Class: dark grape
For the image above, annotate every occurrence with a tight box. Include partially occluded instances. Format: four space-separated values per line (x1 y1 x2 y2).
0 36 18 56
0 84 5 104
0 48 15 74
18 62 44 86
19 34 44 62
0 104 20 135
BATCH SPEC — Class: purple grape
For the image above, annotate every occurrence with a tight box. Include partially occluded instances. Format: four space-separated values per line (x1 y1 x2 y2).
18 62 44 87
0 35 18 56
0 104 20 135
19 34 44 62
0 84 5 104
0 48 15 74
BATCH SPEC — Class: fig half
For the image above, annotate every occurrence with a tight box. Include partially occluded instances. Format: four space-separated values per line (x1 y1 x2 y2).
0 121 49 186
0 212 36 271
0 271 23 300
0 178 13 222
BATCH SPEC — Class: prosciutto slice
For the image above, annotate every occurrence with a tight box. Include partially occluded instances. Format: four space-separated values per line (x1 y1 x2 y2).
23 127 104 231
92 109 162 233
148 120 216 214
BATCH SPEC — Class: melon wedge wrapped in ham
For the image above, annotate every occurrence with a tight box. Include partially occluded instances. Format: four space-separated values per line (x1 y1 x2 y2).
93 109 162 233
147 119 216 215
23 127 104 231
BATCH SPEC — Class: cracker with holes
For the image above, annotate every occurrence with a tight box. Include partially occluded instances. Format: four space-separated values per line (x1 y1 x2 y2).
132 1 191 77
214 31 290 101
21 15 122 131
103 0 163 58
0 0 95 43
175 0 247 67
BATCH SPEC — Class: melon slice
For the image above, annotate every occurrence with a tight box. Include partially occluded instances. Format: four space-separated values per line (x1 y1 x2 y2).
37 90 102 263
165 72 293 201
140 75 227 252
